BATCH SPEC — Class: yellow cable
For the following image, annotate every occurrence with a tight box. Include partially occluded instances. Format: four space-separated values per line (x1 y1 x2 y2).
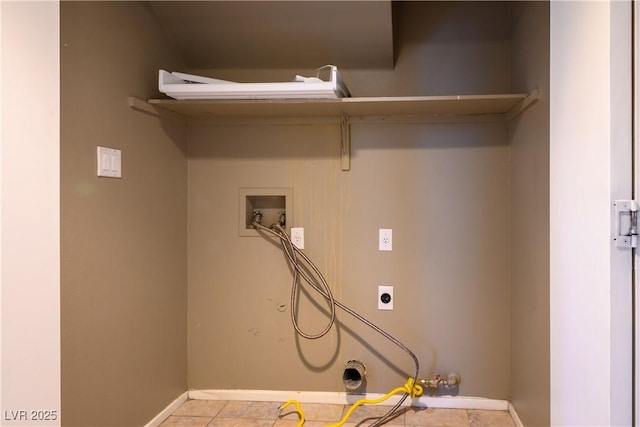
279 400 306 427
324 378 423 427
278 379 423 427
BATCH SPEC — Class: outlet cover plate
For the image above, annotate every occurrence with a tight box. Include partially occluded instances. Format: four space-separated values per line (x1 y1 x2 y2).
97 146 121 178
291 227 304 249
378 285 393 310
379 229 392 251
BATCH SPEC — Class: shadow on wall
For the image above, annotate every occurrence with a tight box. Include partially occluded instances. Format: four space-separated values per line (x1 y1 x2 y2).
183 121 508 164
256 223 428 389
265 238 441 391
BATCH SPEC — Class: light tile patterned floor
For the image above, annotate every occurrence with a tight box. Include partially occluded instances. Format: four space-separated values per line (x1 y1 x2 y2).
160 399 516 427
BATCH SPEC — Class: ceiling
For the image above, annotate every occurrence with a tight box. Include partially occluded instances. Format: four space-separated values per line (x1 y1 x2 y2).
148 1 395 70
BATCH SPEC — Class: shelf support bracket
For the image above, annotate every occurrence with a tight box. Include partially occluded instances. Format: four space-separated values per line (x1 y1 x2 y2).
505 89 540 121
341 115 351 171
128 97 186 124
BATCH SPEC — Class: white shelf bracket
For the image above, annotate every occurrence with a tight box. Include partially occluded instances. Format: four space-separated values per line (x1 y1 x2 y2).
341 115 351 171
128 97 186 124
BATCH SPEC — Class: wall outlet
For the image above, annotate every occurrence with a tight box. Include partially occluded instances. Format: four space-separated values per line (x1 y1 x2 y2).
291 227 304 249
378 285 393 310
379 229 392 251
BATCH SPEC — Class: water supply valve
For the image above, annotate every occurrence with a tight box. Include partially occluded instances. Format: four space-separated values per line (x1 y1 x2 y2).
252 210 263 226
420 372 461 390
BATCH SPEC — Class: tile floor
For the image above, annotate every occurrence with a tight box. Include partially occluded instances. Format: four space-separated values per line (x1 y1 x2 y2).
160 399 516 427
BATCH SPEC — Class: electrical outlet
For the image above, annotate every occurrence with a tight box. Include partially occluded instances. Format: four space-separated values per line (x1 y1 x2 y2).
379 229 392 251
291 227 304 249
378 285 393 310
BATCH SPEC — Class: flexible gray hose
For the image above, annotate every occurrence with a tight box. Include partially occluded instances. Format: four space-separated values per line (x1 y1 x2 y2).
283 224 337 339
253 222 420 426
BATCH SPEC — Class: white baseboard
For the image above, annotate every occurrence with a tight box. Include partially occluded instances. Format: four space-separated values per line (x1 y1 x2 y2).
188 389 509 411
508 402 525 427
147 389 515 427
144 391 189 427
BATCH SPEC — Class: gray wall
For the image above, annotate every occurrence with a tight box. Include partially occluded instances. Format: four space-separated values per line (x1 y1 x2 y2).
188 120 511 396
59 1 551 424
61 2 188 425
187 2 515 398
509 2 550 426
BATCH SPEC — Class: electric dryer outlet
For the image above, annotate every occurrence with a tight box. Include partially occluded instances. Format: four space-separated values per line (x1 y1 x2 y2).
378 285 394 310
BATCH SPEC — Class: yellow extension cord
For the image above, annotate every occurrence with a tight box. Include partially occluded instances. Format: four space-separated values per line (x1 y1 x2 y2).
279 378 423 427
